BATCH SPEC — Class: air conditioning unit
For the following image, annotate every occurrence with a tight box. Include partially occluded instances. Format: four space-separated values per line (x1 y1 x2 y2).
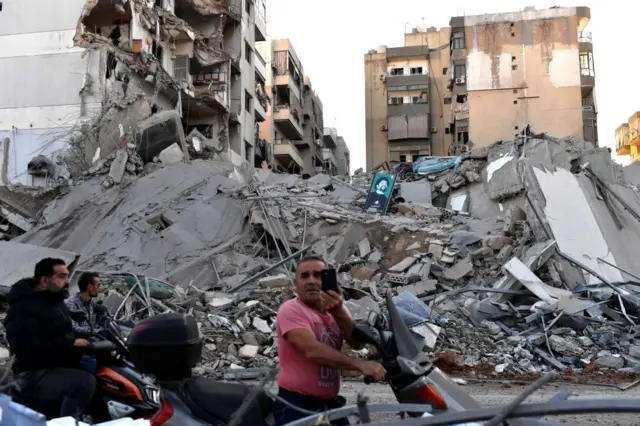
430 127 437 133
381 125 388 131
380 74 387 82
460 145 470 153
455 76 466 85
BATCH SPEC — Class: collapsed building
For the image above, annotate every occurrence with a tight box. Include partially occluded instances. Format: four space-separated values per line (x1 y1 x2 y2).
3 131 640 380
0 0 268 184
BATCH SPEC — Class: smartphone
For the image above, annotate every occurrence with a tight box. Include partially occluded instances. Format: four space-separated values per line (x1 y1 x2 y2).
321 269 339 293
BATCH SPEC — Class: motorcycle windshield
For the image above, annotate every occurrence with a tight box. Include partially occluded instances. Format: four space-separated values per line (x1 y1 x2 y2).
385 290 420 360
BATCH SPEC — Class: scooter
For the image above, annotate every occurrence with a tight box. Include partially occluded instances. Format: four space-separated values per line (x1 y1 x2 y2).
74 305 162 422
352 290 480 417
125 291 479 426
5 307 161 422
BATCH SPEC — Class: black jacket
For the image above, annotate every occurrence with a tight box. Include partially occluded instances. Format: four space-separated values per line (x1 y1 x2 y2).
3 278 81 373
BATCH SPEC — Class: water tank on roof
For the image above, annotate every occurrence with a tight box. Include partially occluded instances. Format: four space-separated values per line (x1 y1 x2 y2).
377 45 387 53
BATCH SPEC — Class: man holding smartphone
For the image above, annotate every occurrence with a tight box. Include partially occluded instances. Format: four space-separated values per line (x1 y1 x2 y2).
274 256 386 426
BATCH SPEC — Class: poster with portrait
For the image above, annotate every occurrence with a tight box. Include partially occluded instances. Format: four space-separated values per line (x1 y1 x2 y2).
363 172 396 213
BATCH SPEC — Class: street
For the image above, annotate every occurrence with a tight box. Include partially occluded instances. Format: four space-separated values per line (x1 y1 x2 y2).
337 380 640 425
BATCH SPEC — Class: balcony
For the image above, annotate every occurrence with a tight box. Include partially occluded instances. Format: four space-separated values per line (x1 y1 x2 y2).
274 106 304 140
274 141 304 170
275 74 301 102
386 45 430 60
387 74 429 89
388 102 429 117
323 148 338 168
323 128 338 149
254 0 267 42
578 31 593 53
255 50 267 83
615 126 630 156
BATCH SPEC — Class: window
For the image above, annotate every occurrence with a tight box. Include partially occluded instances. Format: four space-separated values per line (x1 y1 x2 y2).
245 90 252 112
444 97 452 105
454 63 466 79
580 52 595 77
445 128 450 134
0 2 3 11
412 91 428 104
155 0 163 6
244 41 252 64
512 64 517 70
245 141 252 161
147 214 172 231
452 28 465 49
389 97 404 105
410 67 423 75
390 68 404 76
399 155 407 162
412 154 421 162
173 55 189 81
245 0 251 14
443 67 448 75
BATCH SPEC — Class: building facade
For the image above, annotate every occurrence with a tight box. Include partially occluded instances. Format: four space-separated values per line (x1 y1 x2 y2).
365 6 596 171
615 112 640 163
0 0 267 186
257 38 348 176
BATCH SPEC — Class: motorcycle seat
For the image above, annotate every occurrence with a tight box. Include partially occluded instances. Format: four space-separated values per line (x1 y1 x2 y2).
183 377 272 426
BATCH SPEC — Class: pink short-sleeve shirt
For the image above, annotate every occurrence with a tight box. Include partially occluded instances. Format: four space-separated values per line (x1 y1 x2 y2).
276 299 348 399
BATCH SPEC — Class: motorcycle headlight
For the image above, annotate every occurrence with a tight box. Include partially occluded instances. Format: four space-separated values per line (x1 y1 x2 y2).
145 387 161 405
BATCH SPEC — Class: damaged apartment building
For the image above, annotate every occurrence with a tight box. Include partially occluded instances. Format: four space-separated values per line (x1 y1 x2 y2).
364 6 597 171
257 38 350 177
0 0 268 239
0 0 268 183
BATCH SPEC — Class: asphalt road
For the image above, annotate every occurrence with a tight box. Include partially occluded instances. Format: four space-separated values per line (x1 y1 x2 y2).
335 380 640 425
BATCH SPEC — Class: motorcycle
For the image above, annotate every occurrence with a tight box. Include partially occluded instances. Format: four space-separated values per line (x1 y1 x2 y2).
124 291 479 426
351 290 480 417
6 306 161 422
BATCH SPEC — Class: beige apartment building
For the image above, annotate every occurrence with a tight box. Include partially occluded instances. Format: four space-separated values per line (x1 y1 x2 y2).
257 38 350 176
364 6 596 171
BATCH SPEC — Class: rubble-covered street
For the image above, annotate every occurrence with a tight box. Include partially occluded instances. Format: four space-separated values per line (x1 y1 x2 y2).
4 133 640 385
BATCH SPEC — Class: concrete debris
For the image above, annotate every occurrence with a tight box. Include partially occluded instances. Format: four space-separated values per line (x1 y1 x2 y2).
6 134 640 378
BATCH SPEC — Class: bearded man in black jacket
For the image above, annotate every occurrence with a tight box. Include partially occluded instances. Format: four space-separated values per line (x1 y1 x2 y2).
3 258 97 419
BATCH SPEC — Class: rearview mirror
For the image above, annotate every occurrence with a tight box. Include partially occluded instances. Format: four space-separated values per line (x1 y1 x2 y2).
351 324 381 348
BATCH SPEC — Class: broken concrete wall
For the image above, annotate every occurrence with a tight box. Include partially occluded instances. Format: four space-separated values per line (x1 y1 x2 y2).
16 160 246 284
134 110 188 163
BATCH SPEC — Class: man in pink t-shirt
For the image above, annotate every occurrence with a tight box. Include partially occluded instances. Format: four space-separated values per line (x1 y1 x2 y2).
273 256 386 426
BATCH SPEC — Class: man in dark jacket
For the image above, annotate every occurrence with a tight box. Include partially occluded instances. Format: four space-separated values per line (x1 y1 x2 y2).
3 258 97 419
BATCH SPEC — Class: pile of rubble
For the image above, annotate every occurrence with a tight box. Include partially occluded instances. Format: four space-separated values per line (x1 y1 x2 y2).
4 134 640 380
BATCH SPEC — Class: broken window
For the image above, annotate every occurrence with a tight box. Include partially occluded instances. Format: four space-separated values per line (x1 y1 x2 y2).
389 97 404 105
410 67 423 75
390 68 404 76
442 67 448 75
173 55 189 81
454 64 466 79
399 155 407 162
155 0 163 7
245 41 252 64
147 214 172 232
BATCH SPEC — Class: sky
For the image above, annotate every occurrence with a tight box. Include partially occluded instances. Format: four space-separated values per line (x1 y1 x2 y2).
265 0 639 171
